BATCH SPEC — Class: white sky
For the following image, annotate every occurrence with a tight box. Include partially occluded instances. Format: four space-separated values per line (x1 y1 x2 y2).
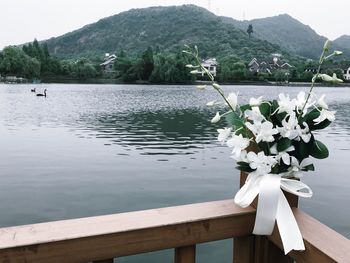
1 0 349 49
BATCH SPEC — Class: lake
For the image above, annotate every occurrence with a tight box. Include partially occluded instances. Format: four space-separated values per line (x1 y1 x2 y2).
0 84 349 262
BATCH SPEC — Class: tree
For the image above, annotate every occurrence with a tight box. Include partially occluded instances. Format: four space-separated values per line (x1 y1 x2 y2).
140 47 154 80
0 46 40 78
247 24 254 38
218 55 247 82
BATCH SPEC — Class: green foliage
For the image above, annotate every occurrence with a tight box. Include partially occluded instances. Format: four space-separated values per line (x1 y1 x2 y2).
0 46 40 78
218 56 248 82
43 5 290 62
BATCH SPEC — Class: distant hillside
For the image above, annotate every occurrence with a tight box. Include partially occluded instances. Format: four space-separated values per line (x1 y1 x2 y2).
333 35 350 55
223 14 330 59
44 5 297 62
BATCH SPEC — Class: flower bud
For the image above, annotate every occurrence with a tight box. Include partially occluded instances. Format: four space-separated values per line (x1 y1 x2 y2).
211 112 221 123
212 83 221 90
323 40 331 52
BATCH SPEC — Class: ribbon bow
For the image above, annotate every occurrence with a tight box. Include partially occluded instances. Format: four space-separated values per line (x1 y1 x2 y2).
234 173 312 254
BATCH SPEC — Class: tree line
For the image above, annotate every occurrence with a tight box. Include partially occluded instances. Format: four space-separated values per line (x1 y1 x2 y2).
0 40 349 83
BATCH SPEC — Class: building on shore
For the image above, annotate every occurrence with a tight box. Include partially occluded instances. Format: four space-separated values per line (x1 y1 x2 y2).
199 58 218 77
248 54 293 75
100 53 117 73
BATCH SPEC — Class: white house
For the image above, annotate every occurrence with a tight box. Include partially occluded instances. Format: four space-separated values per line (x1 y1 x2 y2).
199 58 218 77
344 67 350 80
100 53 117 72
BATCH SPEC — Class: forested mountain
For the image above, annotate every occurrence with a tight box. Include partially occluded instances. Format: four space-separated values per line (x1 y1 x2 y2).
45 5 298 62
225 14 350 59
333 35 350 55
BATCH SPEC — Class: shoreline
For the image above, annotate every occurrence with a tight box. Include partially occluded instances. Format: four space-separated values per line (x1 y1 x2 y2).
1 78 350 87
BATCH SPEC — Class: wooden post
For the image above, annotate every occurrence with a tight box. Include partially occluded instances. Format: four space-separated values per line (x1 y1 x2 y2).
233 172 295 263
175 245 196 263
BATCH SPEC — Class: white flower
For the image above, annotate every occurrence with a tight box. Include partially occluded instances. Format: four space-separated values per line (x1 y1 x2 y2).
277 113 299 140
212 83 221 90
206 100 219 107
227 134 250 158
296 122 312 143
317 94 328 109
255 121 279 143
226 93 238 110
288 157 313 177
245 107 265 124
247 151 277 175
231 150 248 162
270 144 295 166
196 85 207 90
313 109 336 124
249 96 263 107
332 73 343 83
211 112 221 123
294 92 306 110
217 127 232 145
278 93 296 115
318 73 343 83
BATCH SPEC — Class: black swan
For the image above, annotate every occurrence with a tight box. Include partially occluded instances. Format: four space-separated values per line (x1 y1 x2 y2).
36 89 47 97
31 88 36 92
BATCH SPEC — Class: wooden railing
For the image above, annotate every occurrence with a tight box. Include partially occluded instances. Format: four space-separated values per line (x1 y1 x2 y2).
0 174 349 262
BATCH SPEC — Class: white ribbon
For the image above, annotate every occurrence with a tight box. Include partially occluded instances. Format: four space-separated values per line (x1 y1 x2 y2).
234 173 312 254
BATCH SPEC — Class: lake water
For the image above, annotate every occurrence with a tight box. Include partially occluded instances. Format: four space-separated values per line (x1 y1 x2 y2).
0 84 349 262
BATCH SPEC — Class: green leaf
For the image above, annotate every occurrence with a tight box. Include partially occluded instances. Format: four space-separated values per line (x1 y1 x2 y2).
303 164 315 171
311 119 331 130
259 102 271 118
225 112 244 128
236 163 254 173
294 140 310 160
277 138 292 152
240 104 251 112
310 140 329 159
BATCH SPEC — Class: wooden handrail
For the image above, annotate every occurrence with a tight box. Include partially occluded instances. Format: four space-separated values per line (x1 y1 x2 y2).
0 200 255 263
0 199 349 263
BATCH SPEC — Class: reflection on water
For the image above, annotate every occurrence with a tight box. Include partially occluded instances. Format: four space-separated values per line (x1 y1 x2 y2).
77 109 217 156
0 84 349 262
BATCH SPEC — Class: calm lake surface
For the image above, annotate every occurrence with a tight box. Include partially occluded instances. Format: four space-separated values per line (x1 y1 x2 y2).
0 84 349 262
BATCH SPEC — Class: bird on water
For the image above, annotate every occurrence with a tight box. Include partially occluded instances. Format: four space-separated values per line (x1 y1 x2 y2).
36 89 47 97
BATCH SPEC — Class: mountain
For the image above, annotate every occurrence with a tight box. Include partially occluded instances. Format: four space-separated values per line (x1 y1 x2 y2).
333 35 350 54
44 5 297 62
223 14 329 59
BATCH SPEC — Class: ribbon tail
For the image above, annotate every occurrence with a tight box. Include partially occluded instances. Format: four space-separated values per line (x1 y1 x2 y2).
276 190 305 254
253 174 280 235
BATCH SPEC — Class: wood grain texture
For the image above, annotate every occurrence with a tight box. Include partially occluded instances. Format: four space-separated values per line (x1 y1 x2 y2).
0 200 255 263
268 208 350 263
174 245 196 263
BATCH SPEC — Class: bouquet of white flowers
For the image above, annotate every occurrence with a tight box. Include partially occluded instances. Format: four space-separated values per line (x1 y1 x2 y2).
184 40 343 254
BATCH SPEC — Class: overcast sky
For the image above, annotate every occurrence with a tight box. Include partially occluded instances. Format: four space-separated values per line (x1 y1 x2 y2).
1 0 349 49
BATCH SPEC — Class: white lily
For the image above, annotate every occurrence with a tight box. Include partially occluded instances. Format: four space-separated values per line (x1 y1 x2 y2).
332 73 343 83
247 151 277 175
249 96 263 107
206 100 220 107
296 122 312 143
288 157 313 177
226 93 238 110
313 109 336 124
196 85 207 90
227 134 250 158
270 144 295 166
317 94 328 109
245 107 265 124
277 113 299 140
255 121 279 143
211 112 221 123
231 150 249 162
278 93 296 115
217 127 232 145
